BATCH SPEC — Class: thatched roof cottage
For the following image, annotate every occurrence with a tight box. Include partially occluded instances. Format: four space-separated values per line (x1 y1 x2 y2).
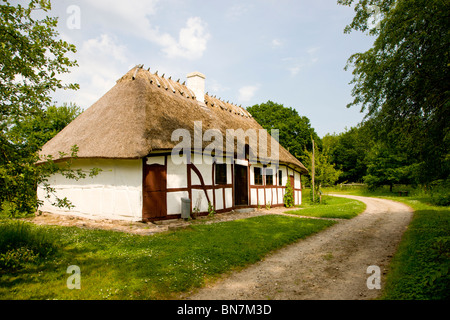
38 65 307 221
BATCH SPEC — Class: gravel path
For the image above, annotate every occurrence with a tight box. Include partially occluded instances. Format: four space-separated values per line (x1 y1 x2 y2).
188 194 413 300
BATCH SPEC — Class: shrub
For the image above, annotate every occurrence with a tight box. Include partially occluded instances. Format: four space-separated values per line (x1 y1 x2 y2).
284 179 294 208
0 221 59 271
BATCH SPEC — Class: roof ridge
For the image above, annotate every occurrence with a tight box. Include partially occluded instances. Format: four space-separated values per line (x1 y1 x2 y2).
123 65 253 119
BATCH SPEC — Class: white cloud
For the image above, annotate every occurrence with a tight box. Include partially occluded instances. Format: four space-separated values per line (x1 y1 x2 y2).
238 85 260 103
271 39 283 48
82 0 210 60
226 4 253 19
162 17 211 60
55 34 131 108
208 79 230 95
283 46 321 76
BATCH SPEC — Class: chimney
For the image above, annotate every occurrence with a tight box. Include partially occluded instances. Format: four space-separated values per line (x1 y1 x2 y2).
186 71 206 103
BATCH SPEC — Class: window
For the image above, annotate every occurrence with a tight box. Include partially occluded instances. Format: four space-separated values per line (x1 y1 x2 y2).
278 170 283 186
254 167 263 185
265 169 273 186
215 164 227 185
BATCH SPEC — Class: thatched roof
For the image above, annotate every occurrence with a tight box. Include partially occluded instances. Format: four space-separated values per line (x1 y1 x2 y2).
39 66 307 173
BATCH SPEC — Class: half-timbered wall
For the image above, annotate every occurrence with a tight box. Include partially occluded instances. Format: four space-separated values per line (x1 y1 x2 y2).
37 159 143 221
38 154 302 222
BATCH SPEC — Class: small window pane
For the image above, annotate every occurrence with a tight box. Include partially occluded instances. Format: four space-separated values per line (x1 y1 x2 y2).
266 169 273 186
215 164 227 185
254 167 263 185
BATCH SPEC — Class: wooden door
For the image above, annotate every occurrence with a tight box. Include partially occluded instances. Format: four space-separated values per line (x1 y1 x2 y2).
143 164 167 220
234 165 248 206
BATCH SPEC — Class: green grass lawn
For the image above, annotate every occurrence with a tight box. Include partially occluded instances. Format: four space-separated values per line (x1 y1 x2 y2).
0 215 336 300
322 185 450 300
286 193 366 219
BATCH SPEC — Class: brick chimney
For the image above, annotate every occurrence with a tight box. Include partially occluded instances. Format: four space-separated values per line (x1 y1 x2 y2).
186 71 206 103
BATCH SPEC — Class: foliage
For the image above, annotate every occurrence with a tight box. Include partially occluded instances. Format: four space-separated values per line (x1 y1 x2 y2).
0 1 97 217
247 101 321 160
363 142 419 191
302 142 342 200
283 178 294 208
0 220 59 271
428 180 450 206
323 125 371 183
338 0 450 185
382 207 450 300
8 103 82 153
207 202 215 217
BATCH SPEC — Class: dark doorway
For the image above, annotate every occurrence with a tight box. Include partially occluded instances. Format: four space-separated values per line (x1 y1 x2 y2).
234 164 249 206
143 164 167 220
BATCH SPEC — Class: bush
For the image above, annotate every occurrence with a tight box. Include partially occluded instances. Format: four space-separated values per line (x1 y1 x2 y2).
0 247 39 270
283 179 294 207
429 193 450 206
0 220 59 271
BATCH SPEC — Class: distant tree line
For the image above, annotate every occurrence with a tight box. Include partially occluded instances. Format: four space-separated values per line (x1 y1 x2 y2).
250 0 449 197
332 0 449 191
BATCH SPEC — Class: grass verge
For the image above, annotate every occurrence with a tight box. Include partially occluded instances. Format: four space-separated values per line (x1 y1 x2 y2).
0 215 335 300
322 185 449 300
286 194 366 219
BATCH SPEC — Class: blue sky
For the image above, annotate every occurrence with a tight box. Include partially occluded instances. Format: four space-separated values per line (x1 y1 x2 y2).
48 0 375 137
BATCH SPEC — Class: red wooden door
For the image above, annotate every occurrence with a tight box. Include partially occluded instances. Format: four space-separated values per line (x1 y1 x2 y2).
143 164 167 220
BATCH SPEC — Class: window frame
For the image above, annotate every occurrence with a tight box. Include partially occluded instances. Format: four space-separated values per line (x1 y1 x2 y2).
254 167 263 185
265 168 274 186
215 163 227 185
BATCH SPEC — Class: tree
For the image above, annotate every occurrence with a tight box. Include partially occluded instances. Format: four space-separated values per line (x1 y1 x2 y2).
8 103 82 153
364 142 419 191
338 0 450 184
302 142 342 202
323 125 371 183
247 101 321 160
0 1 90 217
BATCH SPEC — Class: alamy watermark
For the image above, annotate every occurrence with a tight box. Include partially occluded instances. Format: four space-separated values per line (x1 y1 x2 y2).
366 265 381 290
66 5 81 30
170 121 279 166
67 265 81 289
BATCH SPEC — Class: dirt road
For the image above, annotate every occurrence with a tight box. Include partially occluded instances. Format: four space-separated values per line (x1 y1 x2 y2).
188 195 413 300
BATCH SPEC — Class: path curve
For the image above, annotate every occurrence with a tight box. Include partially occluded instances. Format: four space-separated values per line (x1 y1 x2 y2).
188 194 413 300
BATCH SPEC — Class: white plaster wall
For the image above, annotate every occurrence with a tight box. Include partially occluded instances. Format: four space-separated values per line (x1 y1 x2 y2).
167 191 189 215
192 189 214 212
295 190 302 206
278 166 287 186
37 159 143 221
250 189 258 205
225 188 233 208
294 171 301 189
278 188 284 205
146 156 165 166
191 158 213 186
167 155 187 189
265 188 272 206
257 189 265 206
272 188 278 205
215 188 224 210
226 164 232 184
